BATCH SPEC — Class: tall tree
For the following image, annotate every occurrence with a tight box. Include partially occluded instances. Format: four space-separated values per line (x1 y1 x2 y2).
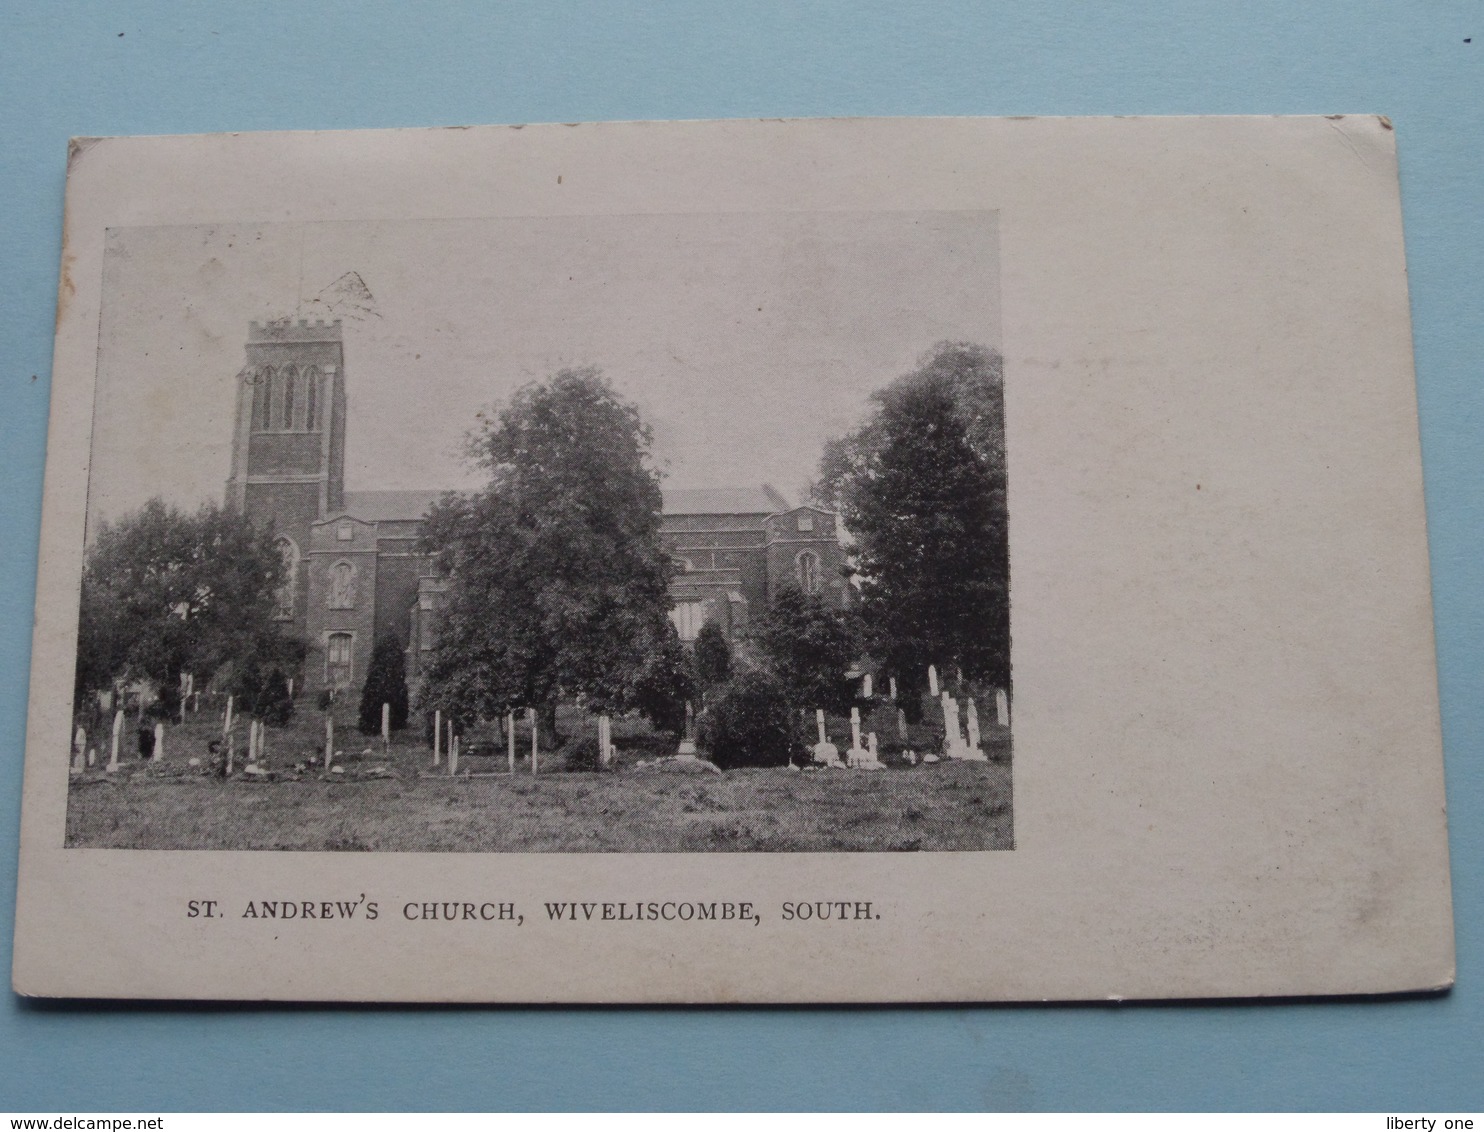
74 498 299 716
748 587 859 714
692 621 733 690
631 623 695 738
815 342 1010 713
416 368 673 740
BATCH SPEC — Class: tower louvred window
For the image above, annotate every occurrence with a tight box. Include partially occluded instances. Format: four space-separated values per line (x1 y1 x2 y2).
280 366 296 429
304 366 318 431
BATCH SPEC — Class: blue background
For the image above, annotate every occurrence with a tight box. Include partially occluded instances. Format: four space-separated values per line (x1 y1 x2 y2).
1 1 1480 1112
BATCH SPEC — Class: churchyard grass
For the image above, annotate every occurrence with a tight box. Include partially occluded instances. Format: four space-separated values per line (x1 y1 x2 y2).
65 703 1012 852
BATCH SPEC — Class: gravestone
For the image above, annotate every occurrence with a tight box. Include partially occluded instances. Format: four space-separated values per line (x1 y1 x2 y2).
854 731 885 770
811 707 840 766
528 707 539 774
71 726 85 774
966 698 980 750
889 676 898 701
433 709 442 766
844 706 873 767
153 722 164 763
896 708 908 740
861 673 873 699
928 665 939 697
996 688 1010 727
107 709 123 771
325 717 334 770
507 712 516 775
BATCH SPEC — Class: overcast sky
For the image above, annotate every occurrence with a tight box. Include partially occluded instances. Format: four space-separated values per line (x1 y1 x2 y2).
89 211 998 531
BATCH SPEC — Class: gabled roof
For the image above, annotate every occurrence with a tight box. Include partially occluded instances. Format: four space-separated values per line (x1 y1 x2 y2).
341 489 446 523
662 484 790 516
339 484 804 523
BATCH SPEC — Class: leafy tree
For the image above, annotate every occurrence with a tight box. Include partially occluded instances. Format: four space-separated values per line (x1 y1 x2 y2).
692 620 732 689
74 498 299 717
416 367 673 743
748 587 859 714
631 623 696 737
814 341 1009 718
358 631 410 735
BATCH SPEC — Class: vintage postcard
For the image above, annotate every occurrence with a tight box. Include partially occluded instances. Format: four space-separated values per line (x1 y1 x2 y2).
12 116 1453 1001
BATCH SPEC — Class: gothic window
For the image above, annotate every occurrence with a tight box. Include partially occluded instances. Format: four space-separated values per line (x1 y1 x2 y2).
797 551 821 595
279 366 296 430
253 367 273 430
304 366 318 431
273 537 299 620
670 600 705 642
326 632 353 689
328 561 357 609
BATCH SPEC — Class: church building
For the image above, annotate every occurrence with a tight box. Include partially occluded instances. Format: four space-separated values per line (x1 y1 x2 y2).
225 319 852 700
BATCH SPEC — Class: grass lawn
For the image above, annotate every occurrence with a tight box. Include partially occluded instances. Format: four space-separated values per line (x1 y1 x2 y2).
65 700 1013 852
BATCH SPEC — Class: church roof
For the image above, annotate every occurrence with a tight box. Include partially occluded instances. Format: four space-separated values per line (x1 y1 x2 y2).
339 484 800 522
662 485 790 516
341 489 447 522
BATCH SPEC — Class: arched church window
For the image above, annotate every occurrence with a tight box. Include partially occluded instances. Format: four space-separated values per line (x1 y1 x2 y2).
669 600 704 642
273 537 299 620
797 551 821 595
326 632 353 690
303 366 318 431
253 367 273 430
328 560 358 609
280 366 296 430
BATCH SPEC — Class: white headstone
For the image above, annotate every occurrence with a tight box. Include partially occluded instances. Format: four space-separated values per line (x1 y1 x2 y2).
153 722 164 763
862 673 873 699
449 734 459 776
966 698 981 750
888 676 897 701
107 709 123 771
816 709 827 745
223 694 233 737
849 706 862 751
71 727 85 773
433 708 442 766
528 707 538 774
507 711 516 775
996 688 1009 727
325 717 334 770
928 665 939 696
381 702 390 749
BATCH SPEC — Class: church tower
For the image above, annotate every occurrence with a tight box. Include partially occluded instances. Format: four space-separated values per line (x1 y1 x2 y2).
225 319 348 641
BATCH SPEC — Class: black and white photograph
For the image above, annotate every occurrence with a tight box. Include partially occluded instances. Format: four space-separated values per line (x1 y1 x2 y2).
65 210 1012 853
12 117 1452 1004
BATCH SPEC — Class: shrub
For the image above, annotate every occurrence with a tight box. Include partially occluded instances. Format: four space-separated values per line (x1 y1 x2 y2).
358 632 410 735
558 731 604 772
697 671 798 770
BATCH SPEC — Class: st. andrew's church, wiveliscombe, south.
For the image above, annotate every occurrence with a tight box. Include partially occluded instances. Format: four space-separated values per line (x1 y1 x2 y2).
225 319 853 700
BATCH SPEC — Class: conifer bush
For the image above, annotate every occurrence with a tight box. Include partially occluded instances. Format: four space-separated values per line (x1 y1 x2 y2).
358 632 410 735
